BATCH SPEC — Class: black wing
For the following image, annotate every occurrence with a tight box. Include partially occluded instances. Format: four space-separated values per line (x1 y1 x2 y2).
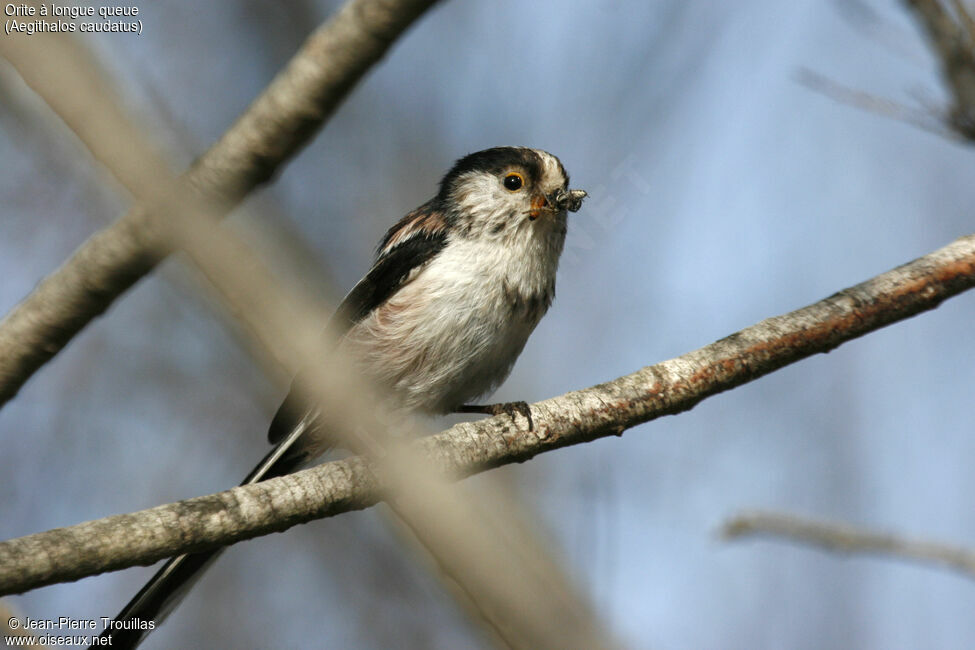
267 226 448 444
327 228 448 339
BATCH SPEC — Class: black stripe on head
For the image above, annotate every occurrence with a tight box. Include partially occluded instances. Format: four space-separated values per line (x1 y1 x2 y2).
437 147 544 199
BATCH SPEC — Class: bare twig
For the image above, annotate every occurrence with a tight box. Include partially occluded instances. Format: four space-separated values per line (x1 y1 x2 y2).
0 0 440 408
796 67 954 139
722 510 975 579
904 0 975 136
2 232 974 596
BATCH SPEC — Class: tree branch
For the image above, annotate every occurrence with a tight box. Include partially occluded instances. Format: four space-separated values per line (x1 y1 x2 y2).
3 232 974 596
721 510 975 579
0 0 439 408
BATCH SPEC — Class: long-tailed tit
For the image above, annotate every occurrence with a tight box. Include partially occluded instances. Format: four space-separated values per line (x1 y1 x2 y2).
97 147 587 649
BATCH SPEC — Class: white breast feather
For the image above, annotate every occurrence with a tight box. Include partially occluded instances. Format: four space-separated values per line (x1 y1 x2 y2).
343 212 566 413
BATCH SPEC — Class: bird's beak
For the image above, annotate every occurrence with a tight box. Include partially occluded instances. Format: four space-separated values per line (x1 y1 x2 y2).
529 194 549 220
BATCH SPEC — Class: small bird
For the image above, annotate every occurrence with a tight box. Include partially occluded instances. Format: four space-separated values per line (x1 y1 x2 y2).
97 147 586 649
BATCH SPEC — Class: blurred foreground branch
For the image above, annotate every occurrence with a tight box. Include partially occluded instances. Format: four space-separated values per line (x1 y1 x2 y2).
0 0 439 408
0 13 614 649
3 232 975 596
722 510 975 579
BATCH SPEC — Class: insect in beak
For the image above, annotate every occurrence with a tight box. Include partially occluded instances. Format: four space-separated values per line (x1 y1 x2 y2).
554 188 587 213
527 188 588 221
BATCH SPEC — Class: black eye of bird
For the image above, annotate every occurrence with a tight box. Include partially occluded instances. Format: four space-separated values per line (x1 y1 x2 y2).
503 173 524 191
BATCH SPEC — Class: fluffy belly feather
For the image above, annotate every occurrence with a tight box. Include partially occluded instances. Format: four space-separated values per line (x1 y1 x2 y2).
342 235 559 413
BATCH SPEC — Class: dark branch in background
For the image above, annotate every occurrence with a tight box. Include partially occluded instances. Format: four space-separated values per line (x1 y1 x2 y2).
722 510 975 580
904 0 975 137
2 233 974 595
0 0 440 408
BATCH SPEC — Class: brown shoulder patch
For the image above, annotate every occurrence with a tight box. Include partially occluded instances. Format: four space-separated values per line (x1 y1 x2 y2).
379 201 449 255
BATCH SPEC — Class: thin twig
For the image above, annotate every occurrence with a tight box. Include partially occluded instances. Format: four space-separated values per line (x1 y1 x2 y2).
722 510 975 579
796 67 955 139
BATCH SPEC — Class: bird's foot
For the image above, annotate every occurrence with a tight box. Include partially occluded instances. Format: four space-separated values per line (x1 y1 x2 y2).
456 401 534 431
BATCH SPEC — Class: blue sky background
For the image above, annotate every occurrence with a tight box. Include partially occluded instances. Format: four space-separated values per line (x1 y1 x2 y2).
2 1 975 648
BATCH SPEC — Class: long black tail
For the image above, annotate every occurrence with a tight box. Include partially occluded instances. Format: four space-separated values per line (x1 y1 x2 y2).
93 421 312 649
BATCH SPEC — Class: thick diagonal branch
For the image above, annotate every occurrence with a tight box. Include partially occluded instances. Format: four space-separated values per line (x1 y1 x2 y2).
0 0 439 407
2 233 973 596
